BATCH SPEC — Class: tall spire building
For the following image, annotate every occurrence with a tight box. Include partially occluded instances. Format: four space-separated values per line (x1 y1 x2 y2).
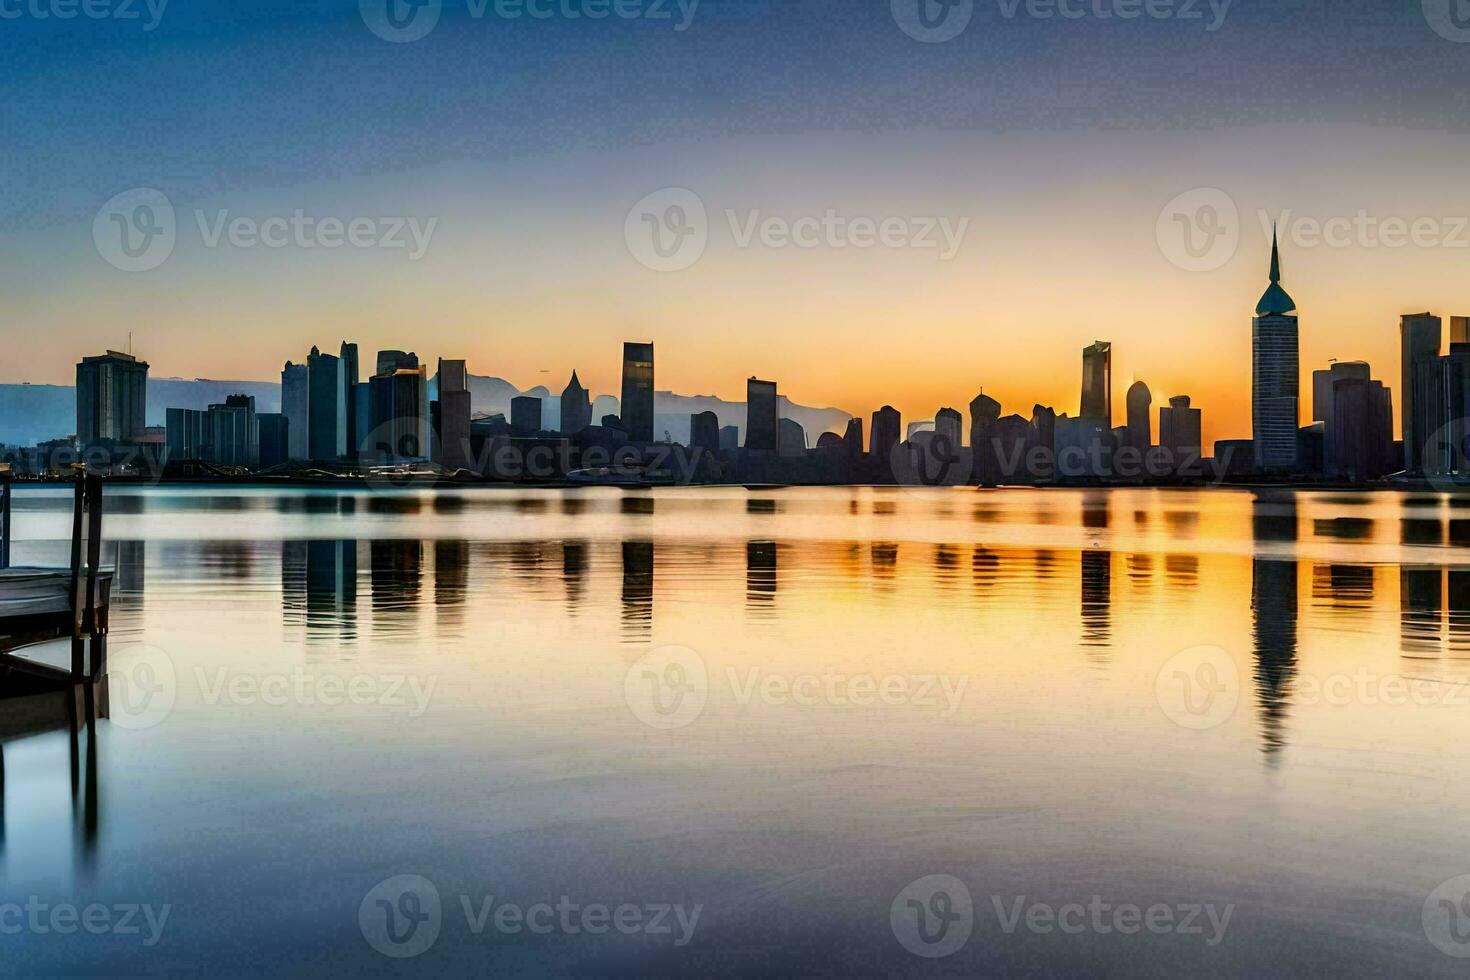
1252 230 1300 472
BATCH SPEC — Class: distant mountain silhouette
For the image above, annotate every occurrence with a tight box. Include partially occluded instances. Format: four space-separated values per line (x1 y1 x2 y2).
0 373 853 447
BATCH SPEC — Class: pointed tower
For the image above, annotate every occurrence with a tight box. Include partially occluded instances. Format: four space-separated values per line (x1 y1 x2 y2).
560 370 592 436
1252 228 1300 472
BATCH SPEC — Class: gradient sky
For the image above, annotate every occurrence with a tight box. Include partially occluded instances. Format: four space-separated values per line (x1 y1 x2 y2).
5 0 1470 446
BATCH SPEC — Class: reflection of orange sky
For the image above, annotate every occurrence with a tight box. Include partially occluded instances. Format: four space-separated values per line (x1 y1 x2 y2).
11 124 1470 451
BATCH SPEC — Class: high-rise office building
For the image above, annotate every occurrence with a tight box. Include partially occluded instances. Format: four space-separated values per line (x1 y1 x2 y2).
1421 344 1470 478
779 418 806 454
1252 230 1301 472
281 361 311 461
690 411 719 452
1327 373 1393 483
746 378 779 451
1126 381 1152 453
1080 342 1112 422
436 358 472 472
719 425 740 451
259 414 289 469
843 417 864 457
369 364 430 461
307 346 346 460
870 406 901 458
1159 395 1202 473
1312 361 1370 426
1402 313 1443 476
560 371 592 435
76 350 149 447
511 396 543 436
208 394 260 467
935 407 963 449
165 407 207 461
340 342 360 461
620 342 655 443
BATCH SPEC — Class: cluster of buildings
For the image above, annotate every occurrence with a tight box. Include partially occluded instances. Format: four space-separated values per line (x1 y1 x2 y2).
7 235 1467 486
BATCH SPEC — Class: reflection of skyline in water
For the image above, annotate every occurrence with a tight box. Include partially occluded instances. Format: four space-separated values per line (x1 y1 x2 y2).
1252 494 1299 760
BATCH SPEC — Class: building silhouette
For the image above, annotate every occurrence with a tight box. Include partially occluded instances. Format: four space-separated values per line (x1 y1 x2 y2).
369 353 430 461
307 345 346 460
719 425 740 451
1080 342 1112 421
1326 371 1393 482
778 417 806 454
1126 381 1152 453
935 407 962 449
76 350 148 448
842 417 864 457
620 342 655 443
1159 395 1202 475
281 361 310 460
259 413 289 468
560 371 591 435
511 396 543 436
690 411 719 452
209 394 260 467
870 406 901 458
340 342 360 460
1252 230 1301 472
1402 313 1443 475
436 358 472 472
164 407 206 461
746 378 779 451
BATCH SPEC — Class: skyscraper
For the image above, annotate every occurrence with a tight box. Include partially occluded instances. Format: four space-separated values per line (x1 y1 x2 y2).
340 342 360 461
1126 381 1152 453
307 345 346 460
746 378 779 451
1401 313 1443 476
870 406 901 458
208 394 260 467
560 371 592 435
621 342 655 443
369 364 430 461
1159 395 1202 474
1081 341 1112 422
935 407 963 449
690 411 719 452
511 396 543 436
259 414 289 469
281 361 310 461
76 350 148 447
842 417 864 457
1252 230 1300 472
436 358 472 472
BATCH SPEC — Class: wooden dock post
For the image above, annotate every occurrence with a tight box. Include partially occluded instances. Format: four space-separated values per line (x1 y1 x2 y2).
0 467 11 570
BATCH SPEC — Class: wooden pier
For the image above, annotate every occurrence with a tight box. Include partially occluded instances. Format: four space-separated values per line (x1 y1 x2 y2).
0 470 114 713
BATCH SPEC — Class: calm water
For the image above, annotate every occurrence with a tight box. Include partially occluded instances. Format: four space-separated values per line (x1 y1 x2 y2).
5 485 1470 975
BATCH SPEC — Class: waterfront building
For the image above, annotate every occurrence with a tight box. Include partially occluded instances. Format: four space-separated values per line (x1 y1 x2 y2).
281 361 310 461
76 350 148 447
560 371 592 435
746 378 779 451
1402 313 1443 475
1253 231 1301 472
1081 342 1112 422
621 342 655 443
